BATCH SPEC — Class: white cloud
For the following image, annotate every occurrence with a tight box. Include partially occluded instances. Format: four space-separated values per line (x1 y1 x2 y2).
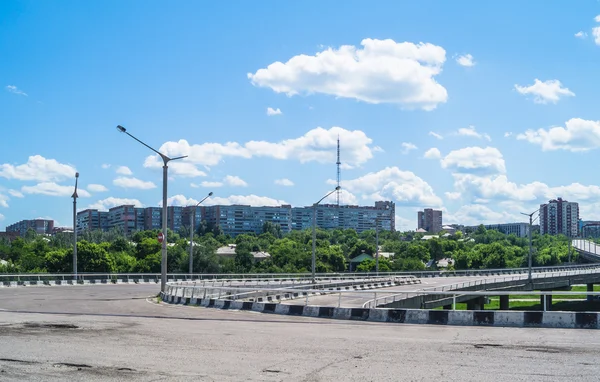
401 142 418 154
447 204 522 226
21 182 91 197
0 213 4 221
330 166 442 207
162 194 287 207
115 166 133 175
575 31 588 38
514 79 575 104
0 155 76 182
445 192 461 200
8 189 24 198
5 85 27 96
248 38 448 110
0 194 8 208
593 27 600 45
113 177 156 190
198 181 224 188
596 15 600 22
504 132 512 138
224 175 248 187
441 146 506 174
266 107 282 116
516 118 600 152
457 126 491 141
449 174 600 211
337 189 359 205
456 54 475 67
424 148 442 159
87 184 108 193
87 197 143 211
429 131 443 140
144 126 376 170
101 164 111 169
275 178 294 186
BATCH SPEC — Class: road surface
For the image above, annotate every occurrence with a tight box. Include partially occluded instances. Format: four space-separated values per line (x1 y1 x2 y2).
0 284 599 381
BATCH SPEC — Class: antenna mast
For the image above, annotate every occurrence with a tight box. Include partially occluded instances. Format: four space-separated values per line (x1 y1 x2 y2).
336 135 341 207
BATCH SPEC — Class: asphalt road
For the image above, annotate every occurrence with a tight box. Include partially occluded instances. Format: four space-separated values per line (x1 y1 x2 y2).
0 284 599 381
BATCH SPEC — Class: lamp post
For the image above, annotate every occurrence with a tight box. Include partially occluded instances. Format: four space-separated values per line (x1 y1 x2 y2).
521 203 546 284
189 192 213 275
375 217 380 275
312 186 341 284
116 125 187 292
71 172 79 280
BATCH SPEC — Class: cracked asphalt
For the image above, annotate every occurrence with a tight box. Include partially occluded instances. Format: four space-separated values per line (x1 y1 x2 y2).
0 284 599 381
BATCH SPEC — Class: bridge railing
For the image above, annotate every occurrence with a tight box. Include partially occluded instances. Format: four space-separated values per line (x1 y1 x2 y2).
161 283 600 312
2 262 600 283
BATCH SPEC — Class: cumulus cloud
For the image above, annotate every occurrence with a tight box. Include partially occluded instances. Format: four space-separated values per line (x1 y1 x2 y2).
456 126 491 141
195 181 224 188
424 148 442 159
5 85 27 96
143 126 376 172
441 147 506 174
101 164 111 169
86 197 144 211
21 182 91 197
274 178 294 186
0 194 8 208
224 175 248 187
161 194 287 207
575 31 587 39
8 189 24 198
514 79 575 104
329 166 442 207
445 191 461 200
455 54 475 67
516 118 600 152
248 38 448 110
429 131 443 140
594 27 600 45
401 142 418 154
115 166 133 175
447 204 523 226
113 177 156 190
504 132 513 138
0 155 76 182
266 107 282 116
87 184 108 193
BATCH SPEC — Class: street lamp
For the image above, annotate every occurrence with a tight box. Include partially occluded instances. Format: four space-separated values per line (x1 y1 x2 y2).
116 125 187 292
521 203 546 283
312 186 341 283
71 172 79 280
375 216 380 275
189 192 213 275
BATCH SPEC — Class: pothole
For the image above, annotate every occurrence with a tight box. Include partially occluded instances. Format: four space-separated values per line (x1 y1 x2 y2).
23 323 79 330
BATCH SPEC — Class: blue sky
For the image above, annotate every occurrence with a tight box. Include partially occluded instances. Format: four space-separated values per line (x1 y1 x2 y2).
2 0 600 231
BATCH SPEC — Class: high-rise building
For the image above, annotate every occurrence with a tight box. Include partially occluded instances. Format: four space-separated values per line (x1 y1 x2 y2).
6 219 54 236
418 208 443 233
167 206 184 232
539 198 579 237
107 205 138 236
76 209 109 234
202 205 294 237
144 207 162 231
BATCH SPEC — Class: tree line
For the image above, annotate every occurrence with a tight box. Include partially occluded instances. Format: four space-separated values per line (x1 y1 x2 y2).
0 222 578 274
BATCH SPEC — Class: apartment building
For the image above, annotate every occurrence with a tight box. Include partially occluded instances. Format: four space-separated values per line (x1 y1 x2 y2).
74 201 395 237
466 222 530 238
6 219 55 236
418 208 443 234
539 198 579 237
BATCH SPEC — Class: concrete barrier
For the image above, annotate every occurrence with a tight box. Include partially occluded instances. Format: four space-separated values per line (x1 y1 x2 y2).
159 291 600 329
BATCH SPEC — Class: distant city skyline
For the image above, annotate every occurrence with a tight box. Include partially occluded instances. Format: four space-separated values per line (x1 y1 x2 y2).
3 2 600 231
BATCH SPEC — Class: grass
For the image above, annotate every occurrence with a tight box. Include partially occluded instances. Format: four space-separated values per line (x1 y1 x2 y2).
433 285 600 311
156 294 162 304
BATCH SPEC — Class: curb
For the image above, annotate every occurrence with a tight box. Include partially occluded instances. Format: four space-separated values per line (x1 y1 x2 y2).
160 292 600 330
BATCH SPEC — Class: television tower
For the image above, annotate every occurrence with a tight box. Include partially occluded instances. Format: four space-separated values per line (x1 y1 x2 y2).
336 135 341 207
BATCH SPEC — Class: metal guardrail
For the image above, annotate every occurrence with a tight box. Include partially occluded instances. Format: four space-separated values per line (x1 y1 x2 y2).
162 284 600 312
2 261 600 282
363 267 600 309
